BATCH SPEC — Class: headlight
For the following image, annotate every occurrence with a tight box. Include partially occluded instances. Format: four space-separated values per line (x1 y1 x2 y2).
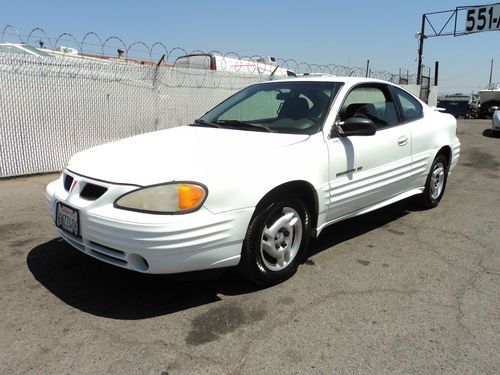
114 182 207 214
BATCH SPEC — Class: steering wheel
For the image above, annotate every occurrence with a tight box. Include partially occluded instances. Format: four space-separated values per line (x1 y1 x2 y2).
354 112 387 126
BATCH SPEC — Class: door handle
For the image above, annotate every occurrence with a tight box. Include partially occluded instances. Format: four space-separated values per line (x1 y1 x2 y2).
397 136 408 146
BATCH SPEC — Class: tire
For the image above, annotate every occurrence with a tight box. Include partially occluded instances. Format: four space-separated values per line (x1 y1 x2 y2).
419 154 449 209
239 196 311 285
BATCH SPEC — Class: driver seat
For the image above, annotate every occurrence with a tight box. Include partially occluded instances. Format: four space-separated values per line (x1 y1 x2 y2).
278 97 310 120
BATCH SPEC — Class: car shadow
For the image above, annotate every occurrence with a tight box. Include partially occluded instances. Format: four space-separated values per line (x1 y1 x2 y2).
27 198 421 320
307 198 420 257
483 129 499 138
27 239 262 320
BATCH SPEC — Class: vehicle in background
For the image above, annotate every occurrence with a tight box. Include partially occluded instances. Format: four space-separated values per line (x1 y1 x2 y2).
478 83 500 118
437 93 470 118
174 53 296 77
297 72 336 77
0 42 52 57
490 107 500 136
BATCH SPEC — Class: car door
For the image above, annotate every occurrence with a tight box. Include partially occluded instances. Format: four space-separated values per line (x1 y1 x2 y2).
391 86 429 189
326 83 413 221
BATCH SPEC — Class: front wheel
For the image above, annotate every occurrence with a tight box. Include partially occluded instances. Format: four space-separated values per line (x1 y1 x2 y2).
419 154 449 209
239 196 311 285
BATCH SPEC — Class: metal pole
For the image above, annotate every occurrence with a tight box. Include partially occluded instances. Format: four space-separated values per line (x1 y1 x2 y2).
489 59 493 85
417 14 426 85
365 60 370 77
434 61 439 86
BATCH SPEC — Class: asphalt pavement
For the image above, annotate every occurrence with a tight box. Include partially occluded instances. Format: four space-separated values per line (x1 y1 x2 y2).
0 119 499 374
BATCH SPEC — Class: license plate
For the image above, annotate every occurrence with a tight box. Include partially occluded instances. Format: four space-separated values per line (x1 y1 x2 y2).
56 202 79 237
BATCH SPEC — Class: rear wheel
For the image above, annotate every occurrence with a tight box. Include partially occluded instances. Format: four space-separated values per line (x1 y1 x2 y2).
239 196 311 285
419 154 448 209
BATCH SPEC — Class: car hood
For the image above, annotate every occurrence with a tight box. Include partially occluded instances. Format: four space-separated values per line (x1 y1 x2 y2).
67 126 310 186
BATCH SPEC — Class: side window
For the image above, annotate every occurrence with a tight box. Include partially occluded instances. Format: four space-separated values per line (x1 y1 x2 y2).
339 85 398 127
394 88 423 122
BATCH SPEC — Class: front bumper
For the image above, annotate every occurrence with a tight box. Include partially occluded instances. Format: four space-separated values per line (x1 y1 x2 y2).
46 171 254 274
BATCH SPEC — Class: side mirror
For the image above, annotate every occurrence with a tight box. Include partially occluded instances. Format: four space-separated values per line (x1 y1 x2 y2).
331 117 376 137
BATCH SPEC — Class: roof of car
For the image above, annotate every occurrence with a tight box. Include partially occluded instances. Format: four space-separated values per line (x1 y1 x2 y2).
279 76 393 84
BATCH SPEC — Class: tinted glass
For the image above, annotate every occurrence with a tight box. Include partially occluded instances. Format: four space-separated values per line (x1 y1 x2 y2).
340 86 398 127
395 87 423 121
200 81 342 134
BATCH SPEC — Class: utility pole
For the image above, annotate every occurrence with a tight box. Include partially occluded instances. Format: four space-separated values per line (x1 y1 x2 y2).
489 59 494 85
416 14 426 85
434 61 439 86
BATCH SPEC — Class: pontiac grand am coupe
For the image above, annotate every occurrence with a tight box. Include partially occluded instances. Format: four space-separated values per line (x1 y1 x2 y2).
46 77 460 285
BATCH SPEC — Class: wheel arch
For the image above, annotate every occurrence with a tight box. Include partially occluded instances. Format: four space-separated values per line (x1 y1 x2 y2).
436 145 452 167
253 180 319 237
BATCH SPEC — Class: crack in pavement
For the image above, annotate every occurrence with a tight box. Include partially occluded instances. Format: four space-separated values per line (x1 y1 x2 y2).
454 235 498 338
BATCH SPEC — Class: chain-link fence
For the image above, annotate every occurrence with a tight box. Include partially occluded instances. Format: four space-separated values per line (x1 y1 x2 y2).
0 52 270 177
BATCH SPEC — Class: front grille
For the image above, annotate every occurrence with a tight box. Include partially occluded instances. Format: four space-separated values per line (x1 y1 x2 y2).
89 241 125 258
89 250 128 266
80 183 107 201
88 241 127 266
63 174 74 191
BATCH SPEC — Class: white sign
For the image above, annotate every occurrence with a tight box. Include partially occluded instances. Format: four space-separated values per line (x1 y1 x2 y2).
465 4 500 33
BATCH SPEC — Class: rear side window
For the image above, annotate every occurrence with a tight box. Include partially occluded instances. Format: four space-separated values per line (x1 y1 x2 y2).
394 87 423 122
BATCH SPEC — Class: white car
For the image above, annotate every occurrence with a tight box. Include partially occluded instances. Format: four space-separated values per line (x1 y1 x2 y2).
46 77 460 285
492 108 500 136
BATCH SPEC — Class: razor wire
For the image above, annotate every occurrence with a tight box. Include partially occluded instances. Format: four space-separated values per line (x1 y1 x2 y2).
1 25 415 81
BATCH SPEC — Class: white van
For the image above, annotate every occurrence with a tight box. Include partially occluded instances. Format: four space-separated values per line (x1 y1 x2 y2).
174 53 296 77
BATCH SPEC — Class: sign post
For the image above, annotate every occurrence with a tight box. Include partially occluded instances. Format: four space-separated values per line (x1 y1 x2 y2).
416 3 500 85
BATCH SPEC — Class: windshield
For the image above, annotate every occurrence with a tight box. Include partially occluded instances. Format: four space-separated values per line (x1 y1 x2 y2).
199 81 342 134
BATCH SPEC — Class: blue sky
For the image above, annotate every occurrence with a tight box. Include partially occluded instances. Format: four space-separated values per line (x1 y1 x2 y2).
2 0 499 94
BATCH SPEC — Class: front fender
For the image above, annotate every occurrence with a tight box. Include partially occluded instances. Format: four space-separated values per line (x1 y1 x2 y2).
203 132 330 215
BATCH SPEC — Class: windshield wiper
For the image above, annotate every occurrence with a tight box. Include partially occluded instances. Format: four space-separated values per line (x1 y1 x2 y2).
191 119 222 128
215 120 274 133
